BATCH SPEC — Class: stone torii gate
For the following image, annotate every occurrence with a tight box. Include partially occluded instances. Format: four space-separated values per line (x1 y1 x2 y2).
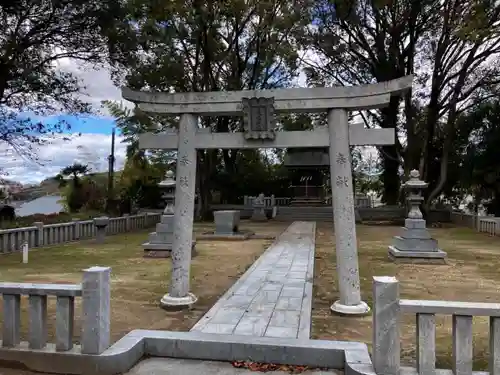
122 76 413 315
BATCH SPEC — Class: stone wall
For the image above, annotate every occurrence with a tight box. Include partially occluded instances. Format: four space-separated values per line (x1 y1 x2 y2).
0 212 161 253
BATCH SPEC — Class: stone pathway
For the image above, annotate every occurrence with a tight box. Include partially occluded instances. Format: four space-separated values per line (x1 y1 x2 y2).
191 221 316 339
124 358 341 374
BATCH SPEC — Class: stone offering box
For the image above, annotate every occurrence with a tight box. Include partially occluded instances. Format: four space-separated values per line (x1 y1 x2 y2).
93 216 109 244
93 216 110 228
198 210 256 241
215 210 240 234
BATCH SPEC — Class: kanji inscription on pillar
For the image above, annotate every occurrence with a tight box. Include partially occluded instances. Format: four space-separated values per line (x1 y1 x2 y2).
336 152 348 166
242 97 276 140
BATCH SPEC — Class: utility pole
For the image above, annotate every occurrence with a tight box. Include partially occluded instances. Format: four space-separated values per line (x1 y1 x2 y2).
106 128 116 213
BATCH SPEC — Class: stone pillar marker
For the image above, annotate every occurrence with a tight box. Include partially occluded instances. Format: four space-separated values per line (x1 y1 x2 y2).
328 109 369 315
214 210 240 235
372 276 400 375
22 241 28 264
72 218 81 240
251 193 268 221
124 214 131 231
160 113 198 309
93 217 109 244
81 266 111 355
388 170 447 263
33 221 44 247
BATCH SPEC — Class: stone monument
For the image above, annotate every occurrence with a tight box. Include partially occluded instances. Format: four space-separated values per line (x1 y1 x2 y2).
214 210 240 234
93 216 109 244
122 75 413 313
142 170 196 258
198 209 255 240
388 170 447 263
251 193 268 221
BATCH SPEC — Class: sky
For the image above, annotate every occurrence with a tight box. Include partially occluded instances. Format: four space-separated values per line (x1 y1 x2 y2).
1 60 131 184
1 56 313 185
1 47 376 185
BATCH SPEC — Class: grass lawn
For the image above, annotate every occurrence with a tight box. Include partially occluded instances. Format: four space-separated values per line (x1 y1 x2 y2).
312 223 500 370
0 220 287 344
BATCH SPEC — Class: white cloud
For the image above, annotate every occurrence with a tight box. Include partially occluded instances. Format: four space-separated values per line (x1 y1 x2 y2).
4 47 378 186
0 134 127 184
53 59 134 115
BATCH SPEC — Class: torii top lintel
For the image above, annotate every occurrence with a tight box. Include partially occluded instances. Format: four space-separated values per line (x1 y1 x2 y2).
121 76 413 116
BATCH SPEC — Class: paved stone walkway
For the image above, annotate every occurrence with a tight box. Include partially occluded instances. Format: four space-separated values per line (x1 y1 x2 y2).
191 221 316 339
125 358 341 374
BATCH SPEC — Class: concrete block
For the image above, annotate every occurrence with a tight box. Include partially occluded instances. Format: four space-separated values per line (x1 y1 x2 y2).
416 313 436 375
81 266 111 355
398 227 432 239
28 295 48 349
372 276 400 375
405 218 426 229
392 236 438 252
388 246 447 263
93 217 109 244
2 294 20 347
490 316 500 375
452 315 473 375
56 296 74 351
214 210 240 234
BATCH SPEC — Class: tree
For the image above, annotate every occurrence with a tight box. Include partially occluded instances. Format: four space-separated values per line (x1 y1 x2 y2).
302 0 500 210
0 0 123 160
107 0 313 218
57 163 91 212
117 153 164 212
302 0 436 204
416 0 500 211
453 100 500 215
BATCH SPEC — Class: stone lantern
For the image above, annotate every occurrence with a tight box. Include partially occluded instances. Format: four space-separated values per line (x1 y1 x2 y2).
388 170 447 263
159 170 176 214
142 170 196 258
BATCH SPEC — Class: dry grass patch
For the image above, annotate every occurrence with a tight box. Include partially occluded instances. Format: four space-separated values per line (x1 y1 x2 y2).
312 223 500 370
0 220 286 344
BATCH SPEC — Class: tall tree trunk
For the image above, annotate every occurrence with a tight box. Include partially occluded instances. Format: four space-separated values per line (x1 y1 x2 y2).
379 98 402 205
197 150 215 221
381 145 400 204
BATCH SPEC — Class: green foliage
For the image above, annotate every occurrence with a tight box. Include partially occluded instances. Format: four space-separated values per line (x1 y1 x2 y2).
116 153 165 211
0 0 125 160
57 163 94 212
454 100 500 214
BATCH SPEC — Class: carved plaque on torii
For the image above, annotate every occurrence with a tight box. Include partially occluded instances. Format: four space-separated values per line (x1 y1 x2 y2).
242 97 276 140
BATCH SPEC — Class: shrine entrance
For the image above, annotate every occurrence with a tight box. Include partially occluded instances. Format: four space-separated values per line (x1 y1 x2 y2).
122 76 412 315
284 148 329 206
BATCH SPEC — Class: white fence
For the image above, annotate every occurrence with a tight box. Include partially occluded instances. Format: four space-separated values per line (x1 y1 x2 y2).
0 213 161 253
450 211 500 236
243 195 290 207
373 276 500 375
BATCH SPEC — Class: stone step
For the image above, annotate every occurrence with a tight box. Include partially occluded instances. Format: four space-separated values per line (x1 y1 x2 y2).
392 236 439 252
149 231 173 244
